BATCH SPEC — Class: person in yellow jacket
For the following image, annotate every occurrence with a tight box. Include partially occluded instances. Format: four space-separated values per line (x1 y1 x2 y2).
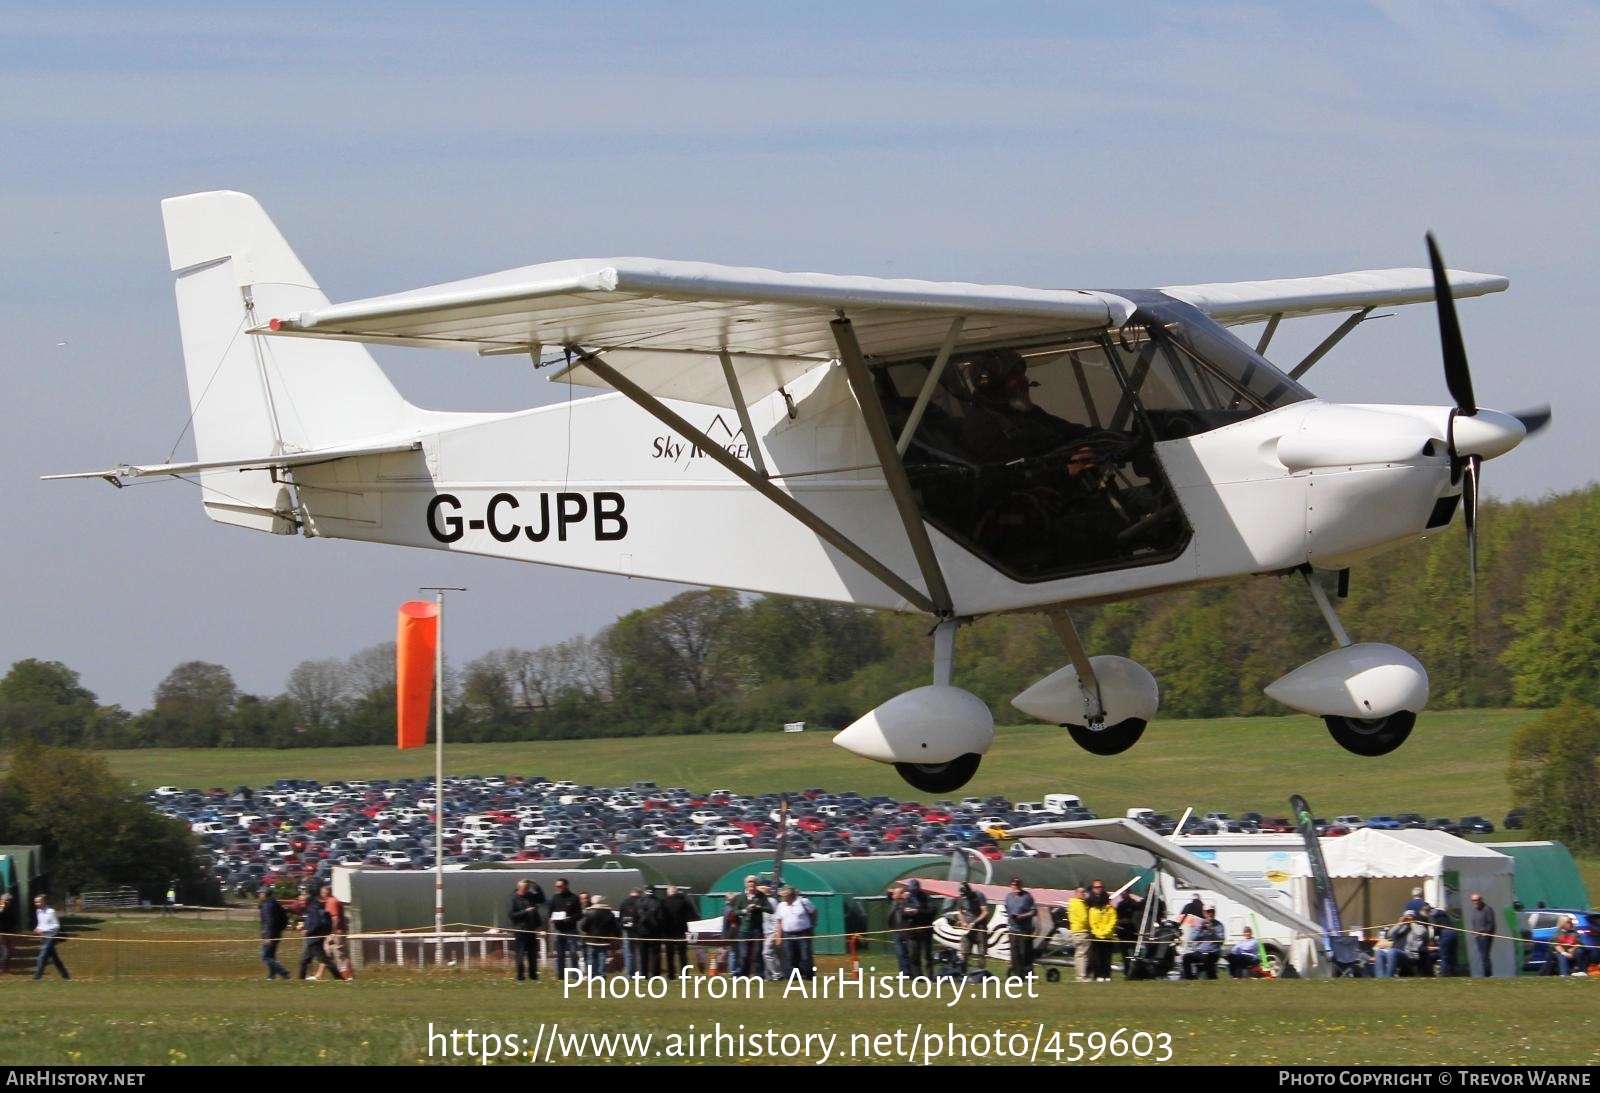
1066 886 1091 982
1085 880 1118 982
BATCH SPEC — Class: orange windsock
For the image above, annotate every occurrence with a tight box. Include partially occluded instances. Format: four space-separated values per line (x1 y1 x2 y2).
396 600 440 749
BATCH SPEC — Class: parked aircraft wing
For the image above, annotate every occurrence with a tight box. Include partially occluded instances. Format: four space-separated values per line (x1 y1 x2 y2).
1006 818 1324 945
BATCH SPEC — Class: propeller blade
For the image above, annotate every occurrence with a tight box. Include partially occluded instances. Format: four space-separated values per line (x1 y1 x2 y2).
1512 405 1552 436
1428 233 1477 415
1463 453 1480 610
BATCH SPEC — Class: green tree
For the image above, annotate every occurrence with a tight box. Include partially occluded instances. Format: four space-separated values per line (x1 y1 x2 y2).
607 590 743 719
142 661 239 747
0 742 211 900
1507 702 1600 853
739 598 884 687
284 658 350 733
0 659 100 746
1504 489 1600 706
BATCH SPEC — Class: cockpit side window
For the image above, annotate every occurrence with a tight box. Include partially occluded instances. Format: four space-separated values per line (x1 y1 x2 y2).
876 341 1189 583
872 303 1304 582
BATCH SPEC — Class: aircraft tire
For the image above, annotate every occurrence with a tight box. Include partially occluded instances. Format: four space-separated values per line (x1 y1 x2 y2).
1064 718 1147 756
893 753 982 794
1324 711 1416 757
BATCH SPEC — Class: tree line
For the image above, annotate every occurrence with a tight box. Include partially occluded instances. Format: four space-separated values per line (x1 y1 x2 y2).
0 742 216 902
4 485 1599 751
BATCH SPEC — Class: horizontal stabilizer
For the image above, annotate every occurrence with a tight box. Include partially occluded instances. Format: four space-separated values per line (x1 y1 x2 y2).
43 439 422 486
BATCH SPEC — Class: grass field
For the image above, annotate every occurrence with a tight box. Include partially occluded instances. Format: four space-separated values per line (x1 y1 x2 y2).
1 972 1596 1067
78 708 1534 821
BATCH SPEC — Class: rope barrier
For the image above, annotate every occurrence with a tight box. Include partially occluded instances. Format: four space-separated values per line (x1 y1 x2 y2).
0 919 1543 947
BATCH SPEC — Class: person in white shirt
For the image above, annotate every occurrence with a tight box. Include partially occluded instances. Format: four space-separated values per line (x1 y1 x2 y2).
32 895 69 980
771 886 817 980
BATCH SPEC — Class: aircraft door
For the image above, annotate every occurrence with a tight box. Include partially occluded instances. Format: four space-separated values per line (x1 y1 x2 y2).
881 336 1191 582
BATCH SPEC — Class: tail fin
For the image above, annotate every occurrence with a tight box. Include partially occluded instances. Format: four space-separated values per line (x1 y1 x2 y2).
161 191 413 532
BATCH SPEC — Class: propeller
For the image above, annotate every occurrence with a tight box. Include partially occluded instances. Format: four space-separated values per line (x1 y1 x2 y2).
1426 233 1550 606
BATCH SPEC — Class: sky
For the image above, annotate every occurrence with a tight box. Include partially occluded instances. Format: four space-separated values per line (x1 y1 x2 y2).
3 1 1597 711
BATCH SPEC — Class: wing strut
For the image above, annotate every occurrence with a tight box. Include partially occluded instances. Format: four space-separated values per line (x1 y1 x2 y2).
570 347 938 614
832 318 954 617
1254 314 1282 356
717 349 768 477
1287 308 1376 380
896 317 964 455
1046 608 1105 726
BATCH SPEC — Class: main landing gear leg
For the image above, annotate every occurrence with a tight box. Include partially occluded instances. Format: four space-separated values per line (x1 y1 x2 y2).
1048 610 1146 756
1301 570 1416 757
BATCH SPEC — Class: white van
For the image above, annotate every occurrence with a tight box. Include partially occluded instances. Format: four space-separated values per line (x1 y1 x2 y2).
1013 802 1051 815
461 816 497 835
1043 793 1083 813
713 834 751 851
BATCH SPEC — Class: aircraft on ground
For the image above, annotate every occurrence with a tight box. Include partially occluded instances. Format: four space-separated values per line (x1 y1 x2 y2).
50 192 1547 792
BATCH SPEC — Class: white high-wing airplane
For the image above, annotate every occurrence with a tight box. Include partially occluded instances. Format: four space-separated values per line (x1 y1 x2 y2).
51 192 1547 792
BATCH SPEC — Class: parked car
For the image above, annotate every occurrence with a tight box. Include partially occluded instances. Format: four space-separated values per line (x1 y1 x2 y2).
1504 808 1527 830
1458 816 1496 835
1518 909 1600 974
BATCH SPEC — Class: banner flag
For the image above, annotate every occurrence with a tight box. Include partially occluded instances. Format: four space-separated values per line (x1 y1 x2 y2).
1291 793 1343 956
396 600 440 749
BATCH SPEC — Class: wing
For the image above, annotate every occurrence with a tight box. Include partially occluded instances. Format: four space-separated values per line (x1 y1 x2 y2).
1160 268 1507 326
262 257 1137 407
261 256 1508 405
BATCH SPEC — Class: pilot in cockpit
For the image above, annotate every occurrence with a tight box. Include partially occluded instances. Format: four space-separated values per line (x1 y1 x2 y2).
959 349 1101 477
955 349 1135 569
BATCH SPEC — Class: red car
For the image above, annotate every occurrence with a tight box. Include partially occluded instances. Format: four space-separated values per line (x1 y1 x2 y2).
922 810 951 823
796 816 826 833
975 845 1004 861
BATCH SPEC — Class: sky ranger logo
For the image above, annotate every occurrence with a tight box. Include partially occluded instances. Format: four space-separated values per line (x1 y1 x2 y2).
651 414 752 469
